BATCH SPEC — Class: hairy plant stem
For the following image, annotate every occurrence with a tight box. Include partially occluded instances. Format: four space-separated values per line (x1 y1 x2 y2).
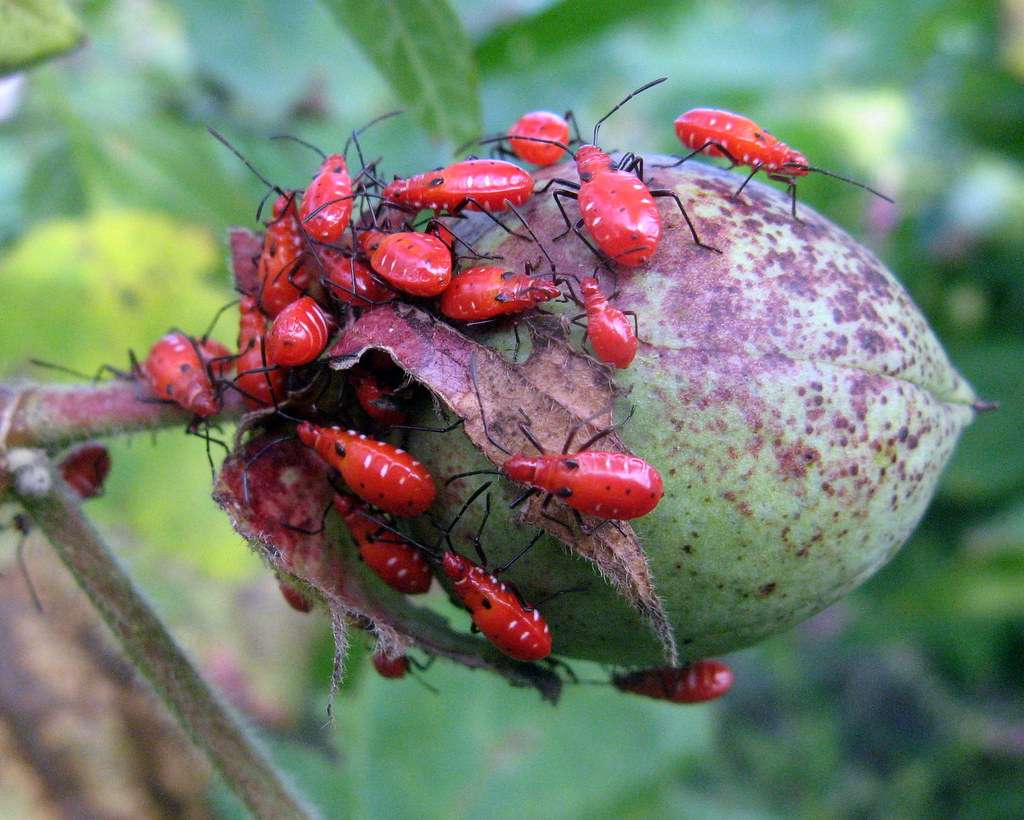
1 382 312 819
6 451 314 820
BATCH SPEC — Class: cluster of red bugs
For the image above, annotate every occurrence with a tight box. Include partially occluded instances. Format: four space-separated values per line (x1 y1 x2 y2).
104 77 893 700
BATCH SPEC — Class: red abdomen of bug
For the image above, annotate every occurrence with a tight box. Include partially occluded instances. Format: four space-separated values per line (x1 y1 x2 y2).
372 651 410 679
235 296 286 409
320 249 396 307
613 660 734 703
265 296 333 367
364 231 452 297
581 277 638 369
299 153 353 242
439 266 561 321
257 193 311 317
502 451 664 520
383 159 534 213
297 423 436 517
333 495 433 594
577 169 661 267
142 331 232 418
442 552 552 662
508 111 570 166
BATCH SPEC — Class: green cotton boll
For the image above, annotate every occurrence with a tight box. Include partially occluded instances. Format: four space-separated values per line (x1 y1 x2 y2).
401 158 977 666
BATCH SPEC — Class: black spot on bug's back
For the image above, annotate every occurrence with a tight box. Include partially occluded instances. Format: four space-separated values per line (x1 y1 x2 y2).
335 443 346 457
481 598 492 609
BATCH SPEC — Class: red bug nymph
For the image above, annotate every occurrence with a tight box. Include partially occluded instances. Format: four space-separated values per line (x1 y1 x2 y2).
442 550 552 662
297 423 436 517
141 331 232 418
578 276 638 369
382 158 534 214
235 295 286 409
507 111 573 166
669 108 893 219
265 296 333 367
300 153 353 242
257 193 311 317
333 494 432 594
359 230 453 298
612 660 734 703
439 265 562 321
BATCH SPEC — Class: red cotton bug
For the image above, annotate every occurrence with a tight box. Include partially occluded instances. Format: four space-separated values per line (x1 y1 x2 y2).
320 247 396 307
278 577 314 613
265 296 334 367
577 276 638 369
58 442 111 500
296 423 436 517
453 360 664 521
508 111 574 166
141 331 233 418
257 192 312 317
443 550 551 661
351 370 410 426
669 108 893 219
333 494 432 594
300 153 353 242
235 295 286 409
438 264 562 321
382 158 534 214
359 230 453 298
612 660 734 703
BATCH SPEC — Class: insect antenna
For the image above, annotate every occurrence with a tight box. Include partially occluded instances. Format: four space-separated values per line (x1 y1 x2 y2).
592 77 667 146
787 163 894 202
208 127 286 196
270 134 327 160
342 109 404 160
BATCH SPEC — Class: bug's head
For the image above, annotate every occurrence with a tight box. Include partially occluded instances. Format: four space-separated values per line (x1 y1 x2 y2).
441 550 472 580
295 421 318 449
501 454 539 484
780 148 810 176
574 145 611 181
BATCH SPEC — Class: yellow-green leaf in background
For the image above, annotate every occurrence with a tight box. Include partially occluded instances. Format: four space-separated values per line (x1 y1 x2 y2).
0 0 84 75
0 209 232 378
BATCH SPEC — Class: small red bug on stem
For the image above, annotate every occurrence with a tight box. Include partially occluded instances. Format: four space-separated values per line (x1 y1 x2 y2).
612 659 734 703
296 423 436 517
665 108 893 220
140 331 233 418
478 78 719 265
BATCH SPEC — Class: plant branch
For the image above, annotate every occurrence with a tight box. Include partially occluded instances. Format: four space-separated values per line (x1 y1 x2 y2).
6 449 314 820
0 380 246 450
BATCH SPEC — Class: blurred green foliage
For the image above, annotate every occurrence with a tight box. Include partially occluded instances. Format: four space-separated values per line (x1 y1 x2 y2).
0 1 1022 818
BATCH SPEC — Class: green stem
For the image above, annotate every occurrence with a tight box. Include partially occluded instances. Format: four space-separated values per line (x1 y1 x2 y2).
7 449 314 819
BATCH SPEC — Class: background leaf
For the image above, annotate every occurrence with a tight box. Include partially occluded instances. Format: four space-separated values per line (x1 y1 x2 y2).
0 0 83 75
319 0 482 145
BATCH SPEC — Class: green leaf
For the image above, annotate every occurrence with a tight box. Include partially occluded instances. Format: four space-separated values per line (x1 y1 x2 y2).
474 0 682 74
0 0 84 75
320 0 481 145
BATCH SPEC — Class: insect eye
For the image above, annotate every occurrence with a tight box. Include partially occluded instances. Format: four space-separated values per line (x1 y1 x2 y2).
429 177 444 187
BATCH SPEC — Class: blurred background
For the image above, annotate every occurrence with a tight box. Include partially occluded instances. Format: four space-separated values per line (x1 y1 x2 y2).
1 0 1022 817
